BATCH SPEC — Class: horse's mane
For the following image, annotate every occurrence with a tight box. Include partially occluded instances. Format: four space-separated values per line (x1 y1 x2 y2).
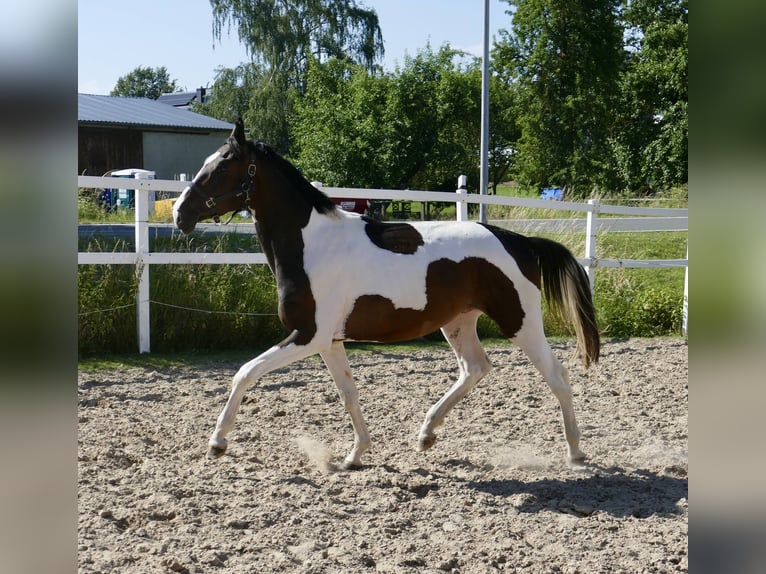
248 140 337 215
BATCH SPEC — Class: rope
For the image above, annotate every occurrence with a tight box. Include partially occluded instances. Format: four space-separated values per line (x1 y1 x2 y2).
78 300 278 318
150 300 278 317
77 303 134 317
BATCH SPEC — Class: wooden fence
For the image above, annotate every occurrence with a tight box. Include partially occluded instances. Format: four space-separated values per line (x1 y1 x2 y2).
77 175 688 353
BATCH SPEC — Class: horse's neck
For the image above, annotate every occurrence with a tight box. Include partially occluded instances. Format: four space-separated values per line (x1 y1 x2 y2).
253 202 326 278
251 161 341 281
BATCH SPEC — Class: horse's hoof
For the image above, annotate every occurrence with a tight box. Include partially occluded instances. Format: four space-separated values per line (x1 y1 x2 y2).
568 450 587 465
339 460 363 471
207 445 227 459
418 434 437 452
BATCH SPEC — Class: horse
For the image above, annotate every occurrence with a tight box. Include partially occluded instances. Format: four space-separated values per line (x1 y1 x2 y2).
173 119 600 469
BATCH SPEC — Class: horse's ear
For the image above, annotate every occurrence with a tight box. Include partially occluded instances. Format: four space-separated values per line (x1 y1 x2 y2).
231 118 246 145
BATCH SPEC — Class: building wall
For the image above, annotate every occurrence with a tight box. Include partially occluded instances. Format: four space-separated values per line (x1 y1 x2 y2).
79 127 143 177
142 131 229 180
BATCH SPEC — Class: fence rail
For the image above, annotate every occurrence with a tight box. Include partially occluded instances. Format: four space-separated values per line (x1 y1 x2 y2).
78 176 688 352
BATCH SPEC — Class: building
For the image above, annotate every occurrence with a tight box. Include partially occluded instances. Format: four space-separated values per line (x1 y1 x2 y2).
78 93 234 180
157 87 208 110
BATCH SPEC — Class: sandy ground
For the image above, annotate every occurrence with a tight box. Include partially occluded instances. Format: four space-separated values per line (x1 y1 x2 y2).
78 338 687 573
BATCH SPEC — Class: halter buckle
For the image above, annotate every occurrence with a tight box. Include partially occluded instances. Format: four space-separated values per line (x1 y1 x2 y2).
248 163 256 177
205 197 216 209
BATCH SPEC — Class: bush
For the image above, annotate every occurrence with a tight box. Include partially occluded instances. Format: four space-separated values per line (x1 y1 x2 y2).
594 268 683 338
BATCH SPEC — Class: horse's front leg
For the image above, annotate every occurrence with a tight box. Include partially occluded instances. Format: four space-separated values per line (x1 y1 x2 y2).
319 341 370 469
208 334 319 458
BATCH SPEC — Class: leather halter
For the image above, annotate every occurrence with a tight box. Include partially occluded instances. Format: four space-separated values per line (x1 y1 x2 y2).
188 152 257 223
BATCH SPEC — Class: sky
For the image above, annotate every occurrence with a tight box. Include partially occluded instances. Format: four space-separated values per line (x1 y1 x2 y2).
78 0 510 95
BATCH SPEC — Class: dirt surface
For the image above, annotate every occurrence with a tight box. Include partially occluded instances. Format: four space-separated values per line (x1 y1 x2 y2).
78 338 687 573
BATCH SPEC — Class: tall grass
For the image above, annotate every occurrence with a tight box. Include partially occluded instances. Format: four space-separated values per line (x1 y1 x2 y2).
78 220 686 354
78 233 284 355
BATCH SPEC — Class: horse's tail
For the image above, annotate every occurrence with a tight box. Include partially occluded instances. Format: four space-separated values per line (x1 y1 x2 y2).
528 237 600 368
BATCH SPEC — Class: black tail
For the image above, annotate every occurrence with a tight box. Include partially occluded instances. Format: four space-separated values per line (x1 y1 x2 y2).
528 237 600 368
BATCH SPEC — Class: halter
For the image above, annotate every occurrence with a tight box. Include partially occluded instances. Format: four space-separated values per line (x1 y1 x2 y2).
188 152 257 224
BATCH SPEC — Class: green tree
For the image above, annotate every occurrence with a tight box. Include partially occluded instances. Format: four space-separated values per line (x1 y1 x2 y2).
210 0 384 86
111 66 179 99
495 0 624 197
290 57 391 187
292 47 486 191
609 0 687 191
194 63 296 153
206 0 384 151
386 47 481 190
487 73 521 193
193 64 256 123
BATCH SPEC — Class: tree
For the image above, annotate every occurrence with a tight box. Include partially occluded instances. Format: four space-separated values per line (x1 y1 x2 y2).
487 73 521 193
193 64 257 123
290 57 391 187
206 0 385 152
292 47 486 191
111 66 179 99
494 0 624 196
609 0 687 191
194 63 296 153
210 0 384 88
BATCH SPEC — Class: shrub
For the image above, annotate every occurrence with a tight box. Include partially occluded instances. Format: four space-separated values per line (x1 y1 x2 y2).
594 268 683 338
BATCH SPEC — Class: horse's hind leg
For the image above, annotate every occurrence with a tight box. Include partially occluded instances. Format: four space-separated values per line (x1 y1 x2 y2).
512 323 586 463
319 341 370 469
208 335 319 458
418 310 492 451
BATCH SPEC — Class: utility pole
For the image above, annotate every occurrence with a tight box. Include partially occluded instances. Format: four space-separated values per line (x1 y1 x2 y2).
479 0 490 223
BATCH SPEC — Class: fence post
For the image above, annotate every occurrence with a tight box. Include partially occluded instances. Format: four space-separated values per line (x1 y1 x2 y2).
135 174 151 353
456 175 468 222
682 246 688 337
584 199 598 292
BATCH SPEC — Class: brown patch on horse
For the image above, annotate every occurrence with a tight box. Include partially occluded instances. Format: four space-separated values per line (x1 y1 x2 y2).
343 257 525 342
362 219 424 255
478 223 541 288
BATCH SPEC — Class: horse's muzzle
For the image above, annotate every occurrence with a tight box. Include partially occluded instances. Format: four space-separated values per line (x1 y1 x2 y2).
175 216 196 235
172 188 198 234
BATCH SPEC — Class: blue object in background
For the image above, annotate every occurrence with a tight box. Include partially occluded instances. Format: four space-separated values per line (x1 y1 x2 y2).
541 187 563 200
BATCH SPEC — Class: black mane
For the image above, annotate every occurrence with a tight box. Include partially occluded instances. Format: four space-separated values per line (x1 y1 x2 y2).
248 141 337 215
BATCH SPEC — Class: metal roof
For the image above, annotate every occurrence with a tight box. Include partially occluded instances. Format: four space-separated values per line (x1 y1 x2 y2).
78 93 234 131
157 92 197 107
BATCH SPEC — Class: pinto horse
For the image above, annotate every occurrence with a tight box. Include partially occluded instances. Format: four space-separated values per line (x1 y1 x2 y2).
173 120 600 469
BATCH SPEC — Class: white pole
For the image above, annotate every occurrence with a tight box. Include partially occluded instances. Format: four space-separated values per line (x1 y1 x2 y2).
682 246 688 337
134 174 151 353
479 0 490 224
456 175 468 221
585 199 598 292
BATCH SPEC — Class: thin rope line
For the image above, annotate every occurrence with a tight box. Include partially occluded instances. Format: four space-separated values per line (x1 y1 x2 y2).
78 301 279 317
78 303 134 317
150 300 278 316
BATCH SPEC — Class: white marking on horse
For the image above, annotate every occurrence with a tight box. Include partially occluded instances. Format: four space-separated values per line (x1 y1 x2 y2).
172 186 192 228
173 152 223 227
299 209 540 341
203 151 222 168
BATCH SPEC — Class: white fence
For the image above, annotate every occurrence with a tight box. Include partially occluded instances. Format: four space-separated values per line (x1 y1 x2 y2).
77 175 688 353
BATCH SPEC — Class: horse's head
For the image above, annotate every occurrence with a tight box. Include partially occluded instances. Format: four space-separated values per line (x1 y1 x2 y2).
173 118 255 234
